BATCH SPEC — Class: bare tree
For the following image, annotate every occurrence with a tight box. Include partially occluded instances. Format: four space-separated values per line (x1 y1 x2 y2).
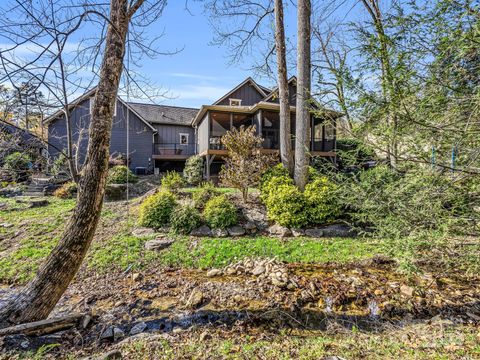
294 0 311 190
274 0 294 174
0 0 167 326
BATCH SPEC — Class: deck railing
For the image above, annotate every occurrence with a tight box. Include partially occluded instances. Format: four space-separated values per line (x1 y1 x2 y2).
153 143 195 156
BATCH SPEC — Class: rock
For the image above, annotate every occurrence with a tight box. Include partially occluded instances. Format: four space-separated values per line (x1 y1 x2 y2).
291 228 305 237
190 225 212 237
243 222 257 231
400 285 414 297
97 350 122 360
81 314 92 329
105 184 127 201
211 228 228 237
271 278 287 287
172 327 183 334
233 295 243 302
225 267 237 275
144 238 174 251
206 269 222 277
227 225 246 237
113 327 125 341
28 199 49 208
242 208 268 229
305 228 324 238
321 224 356 238
132 273 143 282
186 289 204 308
129 321 147 336
252 265 265 276
0 223 13 228
268 224 292 237
131 227 155 237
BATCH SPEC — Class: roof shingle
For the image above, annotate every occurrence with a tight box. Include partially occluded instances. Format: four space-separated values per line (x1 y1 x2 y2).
127 102 199 126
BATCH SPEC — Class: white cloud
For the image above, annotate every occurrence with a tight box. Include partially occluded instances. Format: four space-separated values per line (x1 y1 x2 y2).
169 72 219 81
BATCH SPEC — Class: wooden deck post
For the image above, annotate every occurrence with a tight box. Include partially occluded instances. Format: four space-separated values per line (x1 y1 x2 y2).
206 154 210 180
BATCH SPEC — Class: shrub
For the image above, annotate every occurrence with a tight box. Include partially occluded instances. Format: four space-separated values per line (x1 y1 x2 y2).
107 165 138 184
336 138 376 168
51 153 69 176
138 190 177 228
192 181 219 209
304 177 340 224
264 184 308 228
161 171 185 192
219 125 277 202
259 163 290 193
3 152 31 181
53 181 78 199
170 203 202 234
184 156 204 185
203 195 238 229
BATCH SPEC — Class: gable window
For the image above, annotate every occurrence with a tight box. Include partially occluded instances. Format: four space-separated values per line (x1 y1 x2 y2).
179 133 189 145
229 98 242 106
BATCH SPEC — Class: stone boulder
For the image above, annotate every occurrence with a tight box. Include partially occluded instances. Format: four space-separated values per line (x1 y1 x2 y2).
190 225 212 237
227 225 246 237
321 224 356 237
305 228 324 238
211 228 228 238
144 237 174 251
268 224 292 237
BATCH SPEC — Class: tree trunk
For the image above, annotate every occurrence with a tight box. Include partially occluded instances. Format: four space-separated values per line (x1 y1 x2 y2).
274 0 293 175
294 0 311 190
0 0 130 325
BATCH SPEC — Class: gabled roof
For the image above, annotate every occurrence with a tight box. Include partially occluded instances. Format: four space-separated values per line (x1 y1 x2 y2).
127 102 198 126
213 77 269 105
42 87 97 125
262 76 297 102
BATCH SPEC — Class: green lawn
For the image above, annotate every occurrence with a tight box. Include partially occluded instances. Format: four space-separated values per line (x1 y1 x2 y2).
0 197 383 284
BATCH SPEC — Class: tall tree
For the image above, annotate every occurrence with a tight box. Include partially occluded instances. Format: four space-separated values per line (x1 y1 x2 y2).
0 0 166 325
294 0 311 190
274 0 294 174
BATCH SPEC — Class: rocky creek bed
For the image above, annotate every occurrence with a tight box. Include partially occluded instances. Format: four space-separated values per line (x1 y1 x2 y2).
1 256 479 358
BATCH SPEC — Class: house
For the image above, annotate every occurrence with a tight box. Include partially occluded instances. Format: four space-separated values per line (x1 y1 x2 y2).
44 77 341 178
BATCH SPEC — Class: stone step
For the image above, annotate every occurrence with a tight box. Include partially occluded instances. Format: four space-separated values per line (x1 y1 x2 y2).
23 192 45 197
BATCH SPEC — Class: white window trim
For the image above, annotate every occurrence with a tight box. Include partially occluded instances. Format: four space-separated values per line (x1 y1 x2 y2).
229 98 242 106
179 133 189 145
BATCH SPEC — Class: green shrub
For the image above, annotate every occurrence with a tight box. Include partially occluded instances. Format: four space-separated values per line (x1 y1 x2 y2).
337 165 473 238
170 203 202 234
184 156 204 185
51 153 69 176
192 182 219 208
3 152 31 181
53 181 77 199
265 183 308 228
138 190 177 228
260 164 290 192
161 171 185 192
336 138 376 167
203 195 238 229
107 165 138 184
259 164 294 202
304 176 340 224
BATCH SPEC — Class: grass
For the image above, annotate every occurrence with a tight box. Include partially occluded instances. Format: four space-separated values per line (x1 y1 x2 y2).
114 324 480 360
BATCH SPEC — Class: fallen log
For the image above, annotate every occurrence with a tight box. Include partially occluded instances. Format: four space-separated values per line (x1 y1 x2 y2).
0 313 85 337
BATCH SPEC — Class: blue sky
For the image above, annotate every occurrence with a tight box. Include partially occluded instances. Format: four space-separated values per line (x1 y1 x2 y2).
130 1 291 108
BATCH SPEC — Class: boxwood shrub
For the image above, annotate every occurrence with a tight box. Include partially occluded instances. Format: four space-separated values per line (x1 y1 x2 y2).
107 165 138 184
203 195 238 229
138 190 176 228
304 176 340 224
170 203 202 234
264 183 308 228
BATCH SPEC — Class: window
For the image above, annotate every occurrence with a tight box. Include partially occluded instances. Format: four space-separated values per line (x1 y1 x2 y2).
179 133 189 145
229 98 242 106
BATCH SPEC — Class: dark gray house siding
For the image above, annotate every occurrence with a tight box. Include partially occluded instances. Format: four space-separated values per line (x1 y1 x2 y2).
153 124 195 156
216 82 265 106
47 98 155 170
265 82 297 106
